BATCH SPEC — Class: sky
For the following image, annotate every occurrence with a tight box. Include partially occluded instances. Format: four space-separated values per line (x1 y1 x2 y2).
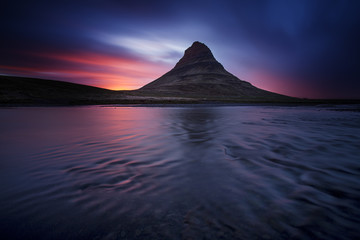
1 0 360 99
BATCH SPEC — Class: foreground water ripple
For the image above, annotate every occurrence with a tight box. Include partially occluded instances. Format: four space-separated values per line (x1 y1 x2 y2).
1 105 360 239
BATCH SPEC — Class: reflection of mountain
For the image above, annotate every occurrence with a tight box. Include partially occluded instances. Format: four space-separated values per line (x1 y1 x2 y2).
172 107 220 144
138 41 289 99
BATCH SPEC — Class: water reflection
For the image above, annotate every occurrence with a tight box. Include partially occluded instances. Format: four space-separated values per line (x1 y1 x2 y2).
171 107 219 143
0 106 359 239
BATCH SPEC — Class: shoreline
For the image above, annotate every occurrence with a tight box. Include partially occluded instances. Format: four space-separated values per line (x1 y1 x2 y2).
2 75 359 108
1 99 360 108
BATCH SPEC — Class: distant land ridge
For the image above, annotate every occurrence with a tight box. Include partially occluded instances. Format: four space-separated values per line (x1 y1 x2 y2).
7 41 354 105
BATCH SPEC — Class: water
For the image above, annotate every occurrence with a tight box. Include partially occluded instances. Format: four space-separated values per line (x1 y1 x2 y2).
0 105 360 240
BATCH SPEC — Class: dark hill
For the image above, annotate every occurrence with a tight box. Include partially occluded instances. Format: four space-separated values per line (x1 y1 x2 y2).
0 75 117 105
2 41 331 105
138 41 290 100
0 75 203 105
1 75 359 105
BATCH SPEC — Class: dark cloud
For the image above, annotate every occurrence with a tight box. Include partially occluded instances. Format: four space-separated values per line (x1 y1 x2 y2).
1 0 359 98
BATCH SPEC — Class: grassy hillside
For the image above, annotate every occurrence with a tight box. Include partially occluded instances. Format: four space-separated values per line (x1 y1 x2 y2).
1 75 359 105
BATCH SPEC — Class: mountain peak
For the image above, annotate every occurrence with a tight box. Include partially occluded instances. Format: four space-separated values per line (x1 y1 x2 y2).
189 41 211 52
174 41 217 68
139 41 290 100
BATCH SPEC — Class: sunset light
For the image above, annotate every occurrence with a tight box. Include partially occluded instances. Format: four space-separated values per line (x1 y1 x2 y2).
1 0 359 98
1 1 360 239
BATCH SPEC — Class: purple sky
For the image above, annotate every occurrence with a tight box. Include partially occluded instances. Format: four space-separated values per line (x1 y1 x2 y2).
1 0 360 98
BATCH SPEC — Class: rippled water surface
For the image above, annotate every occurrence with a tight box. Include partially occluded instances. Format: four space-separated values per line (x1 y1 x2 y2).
1 105 360 239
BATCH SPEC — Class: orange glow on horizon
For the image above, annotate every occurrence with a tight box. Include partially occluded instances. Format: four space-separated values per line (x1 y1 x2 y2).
0 51 171 90
0 65 145 90
1 53 317 97
249 70 318 98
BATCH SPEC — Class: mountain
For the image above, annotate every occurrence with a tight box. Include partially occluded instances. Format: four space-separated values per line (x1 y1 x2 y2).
138 41 289 100
0 75 198 105
1 41 303 105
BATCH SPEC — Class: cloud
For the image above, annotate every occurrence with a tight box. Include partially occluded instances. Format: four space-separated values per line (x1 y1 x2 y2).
96 35 186 64
1 0 359 97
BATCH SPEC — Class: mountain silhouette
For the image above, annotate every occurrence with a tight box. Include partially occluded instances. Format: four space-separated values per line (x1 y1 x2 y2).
1 41 307 105
139 41 287 99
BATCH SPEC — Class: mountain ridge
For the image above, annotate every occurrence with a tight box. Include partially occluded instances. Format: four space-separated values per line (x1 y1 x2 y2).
174 41 220 68
2 75 360 105
139 41 289 99
0 41 311 104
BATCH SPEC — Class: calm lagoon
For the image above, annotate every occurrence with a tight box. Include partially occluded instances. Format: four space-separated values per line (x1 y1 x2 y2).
1 105 359 239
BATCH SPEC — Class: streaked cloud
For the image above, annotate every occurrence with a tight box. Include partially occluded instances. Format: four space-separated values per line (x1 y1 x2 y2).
1 0 359 98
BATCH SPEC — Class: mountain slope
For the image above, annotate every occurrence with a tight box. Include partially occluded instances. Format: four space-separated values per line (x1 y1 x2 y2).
1 42 299 105
139 41 290 99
